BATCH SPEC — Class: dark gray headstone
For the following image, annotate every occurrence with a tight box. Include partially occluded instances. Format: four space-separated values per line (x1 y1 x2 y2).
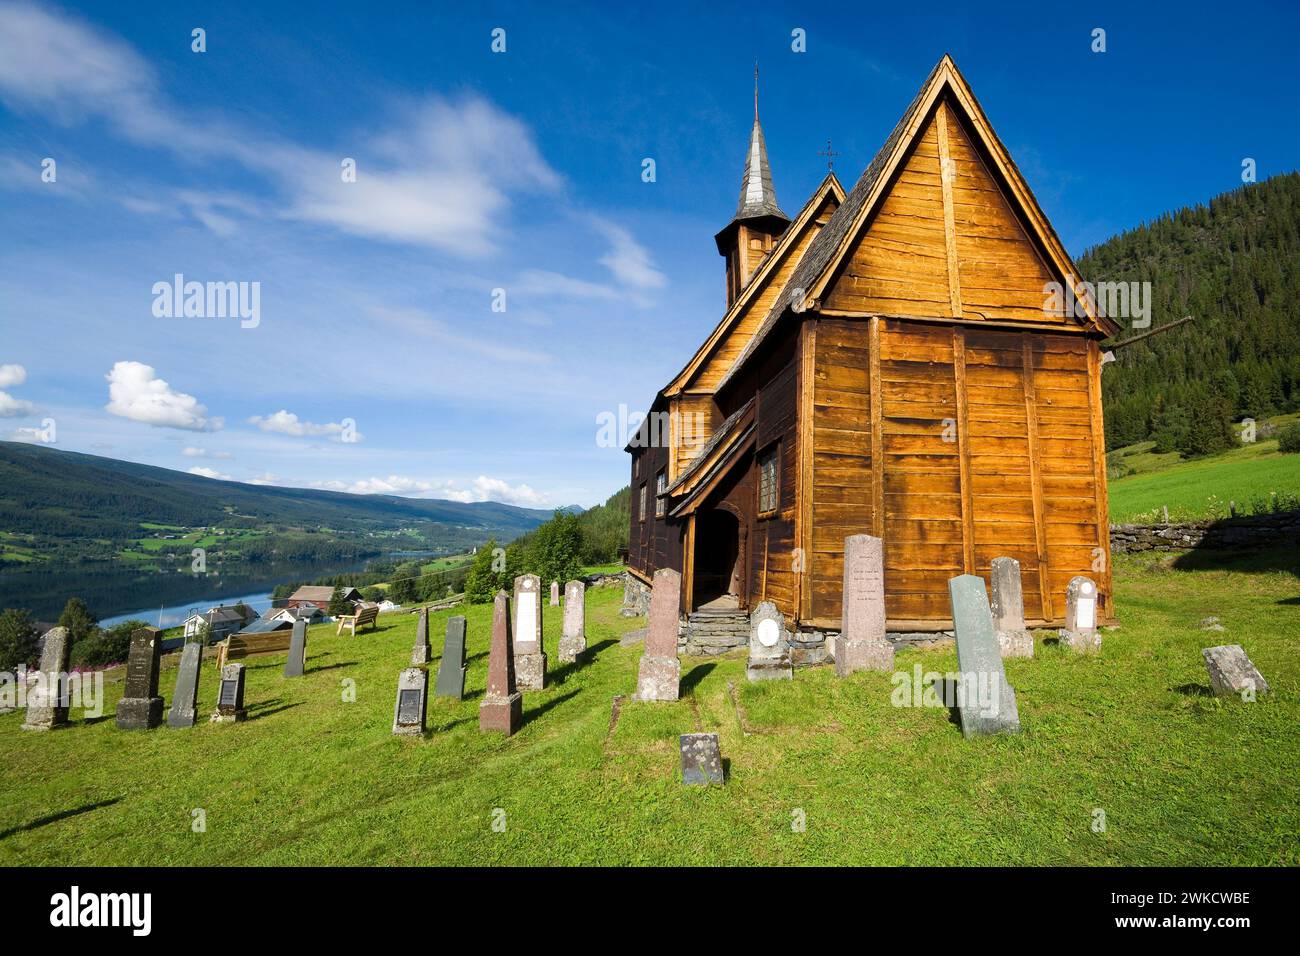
680 733 724 785
412 607 431 665
167 639 204 728
1203 644 1270 699
949 574 1020 738
392 667 427 735
283 619 307 677
435 616 467 698
211 663 247 723
116 626 164 729
21 626 71 731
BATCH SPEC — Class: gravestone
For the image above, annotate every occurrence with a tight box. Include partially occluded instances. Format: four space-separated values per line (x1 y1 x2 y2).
550 580 560 606
210 663 247 723
115 626 165 729
392 667 428 735
949 574 1020 738
746 601 792 682
557 580 587 664
836 535 893 675
512 574 547 690
435 616 467 699
635 568 681 701
412 607 431 665
480 591 523 735
680 733 725 785
1060 576 1101 654
21 626 71 731
167 636 204 728
989 557 1034 658
283 619 308 677
1202 644 1271 699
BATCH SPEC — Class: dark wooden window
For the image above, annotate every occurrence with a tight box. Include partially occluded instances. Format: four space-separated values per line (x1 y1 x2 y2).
639 484 647 523
758 443 779 517
633 454 639 479
655 470 667 518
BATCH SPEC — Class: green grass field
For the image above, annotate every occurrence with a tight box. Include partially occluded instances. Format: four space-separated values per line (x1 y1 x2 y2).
1107 434 1300 523
2 551 1296 866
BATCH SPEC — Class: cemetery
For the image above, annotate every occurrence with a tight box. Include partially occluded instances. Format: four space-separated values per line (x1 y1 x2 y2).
0 546 1295 866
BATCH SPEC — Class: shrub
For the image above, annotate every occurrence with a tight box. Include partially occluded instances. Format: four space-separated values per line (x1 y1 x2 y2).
0 608 39 672
1278 422 1300 453
69 619 148 669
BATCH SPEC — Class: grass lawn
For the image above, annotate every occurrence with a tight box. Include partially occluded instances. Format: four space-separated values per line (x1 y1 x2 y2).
1 553 1297 866
1108 440 1300 523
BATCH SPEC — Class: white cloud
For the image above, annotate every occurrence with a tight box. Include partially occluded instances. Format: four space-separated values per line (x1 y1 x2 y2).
182 446 232 459
187 466 232 480
7 426 45 442
591 217 667 291
104 361 222 432
247 410 362 441
0 364 28 388
310 474 548 507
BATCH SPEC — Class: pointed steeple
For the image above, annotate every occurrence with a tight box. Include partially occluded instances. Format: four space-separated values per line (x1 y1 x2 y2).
734 63 787 221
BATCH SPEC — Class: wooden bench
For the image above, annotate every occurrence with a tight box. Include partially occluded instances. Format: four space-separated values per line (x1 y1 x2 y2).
336 604 379 636
215 630 294 669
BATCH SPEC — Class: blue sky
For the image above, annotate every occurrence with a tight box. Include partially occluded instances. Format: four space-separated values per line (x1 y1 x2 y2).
1 0 1297 509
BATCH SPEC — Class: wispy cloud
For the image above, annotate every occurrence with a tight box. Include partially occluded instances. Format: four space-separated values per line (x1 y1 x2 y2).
248 410 363 442
310 473 549 507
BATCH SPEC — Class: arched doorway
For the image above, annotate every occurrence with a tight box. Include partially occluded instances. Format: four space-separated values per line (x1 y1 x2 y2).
693 508 743 610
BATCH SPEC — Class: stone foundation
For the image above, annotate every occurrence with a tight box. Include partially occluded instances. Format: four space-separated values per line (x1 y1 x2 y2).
620 575 652 617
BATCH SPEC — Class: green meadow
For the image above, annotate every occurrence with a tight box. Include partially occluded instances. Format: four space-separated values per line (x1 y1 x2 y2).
2 550 1296 866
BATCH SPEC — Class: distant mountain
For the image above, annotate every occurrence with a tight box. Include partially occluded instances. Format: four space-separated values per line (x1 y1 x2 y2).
0 441 553 542
1078 172 1300 454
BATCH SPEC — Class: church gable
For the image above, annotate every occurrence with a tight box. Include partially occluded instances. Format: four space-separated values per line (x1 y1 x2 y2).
823 97 1061 325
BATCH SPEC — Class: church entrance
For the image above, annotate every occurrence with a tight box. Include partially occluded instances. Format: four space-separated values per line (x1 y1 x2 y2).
693 508 743 610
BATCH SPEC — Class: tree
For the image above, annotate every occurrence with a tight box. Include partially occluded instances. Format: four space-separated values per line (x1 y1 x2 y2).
327 585 351 616
464 538 501 604
526 510 584 586
70 619 147 669
389 574 417 605
58 597 98 645
0 608 39 672
1278 422 1300 453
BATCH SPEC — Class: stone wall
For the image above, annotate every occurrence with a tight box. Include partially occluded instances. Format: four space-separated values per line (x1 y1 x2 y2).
1109 512 1300 554
618 573 652 617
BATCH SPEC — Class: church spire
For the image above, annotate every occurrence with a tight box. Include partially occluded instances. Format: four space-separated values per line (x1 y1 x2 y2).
734 62 787 221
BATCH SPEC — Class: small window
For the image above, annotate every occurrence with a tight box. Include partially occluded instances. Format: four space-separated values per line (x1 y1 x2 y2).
633 455 639 479
655 470 667 518
639 484 647 523
757 443 779 516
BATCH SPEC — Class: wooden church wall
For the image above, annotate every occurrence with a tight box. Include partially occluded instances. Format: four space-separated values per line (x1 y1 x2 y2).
803 315 1110 628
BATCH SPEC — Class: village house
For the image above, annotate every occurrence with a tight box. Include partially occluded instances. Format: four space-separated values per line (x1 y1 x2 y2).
284 585 361 612
241 604 325 634
182 604 259 641
626 56 1117 645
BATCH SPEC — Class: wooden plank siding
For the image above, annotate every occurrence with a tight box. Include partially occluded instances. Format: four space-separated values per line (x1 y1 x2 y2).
804 317 1109 628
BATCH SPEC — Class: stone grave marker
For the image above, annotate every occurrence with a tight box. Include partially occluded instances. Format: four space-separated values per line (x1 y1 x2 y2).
949 574 1020 738
1060 576 1101 653
550 580 560 606
513 574 547 690
1202 644 1271 699
210 663 247 723
167 636 204 729
392 666 428 735
480 590 523 735
989 557 1034 658
635 567 681 701
115 626 165 729
21 626 71 731
435 615 467 699
283 619 308 677
557 580 587 664
836 535 893 675
680 733 725 785
412 607 431 665
746 601 792 681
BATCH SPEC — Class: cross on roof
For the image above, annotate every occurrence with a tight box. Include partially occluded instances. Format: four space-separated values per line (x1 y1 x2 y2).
818 139 840 171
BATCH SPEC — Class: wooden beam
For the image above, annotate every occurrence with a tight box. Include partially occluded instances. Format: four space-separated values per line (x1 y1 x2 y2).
935 102 965 319
815 309 1094 337
1086 339 1115 621
683 513 696 614
797 319 817 623
952 327 976 573
869 317 885 538
1021 333 1052 619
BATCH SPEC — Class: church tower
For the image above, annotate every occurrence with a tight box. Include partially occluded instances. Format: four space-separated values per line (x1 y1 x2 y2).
714 67 790 307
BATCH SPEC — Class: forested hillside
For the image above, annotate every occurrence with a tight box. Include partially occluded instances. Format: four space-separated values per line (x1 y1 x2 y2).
1079 172 1300 454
